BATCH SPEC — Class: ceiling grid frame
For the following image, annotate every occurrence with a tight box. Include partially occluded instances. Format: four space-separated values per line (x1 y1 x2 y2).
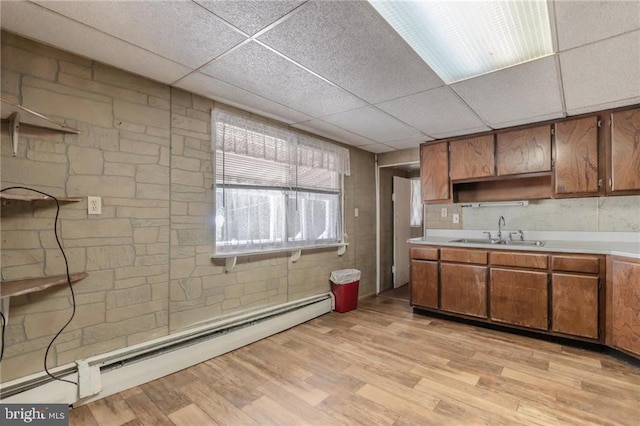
1 0 638 153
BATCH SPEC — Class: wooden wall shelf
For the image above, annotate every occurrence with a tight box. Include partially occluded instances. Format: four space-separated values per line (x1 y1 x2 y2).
1 97 80 156
0 272 88 298
0 193 82 203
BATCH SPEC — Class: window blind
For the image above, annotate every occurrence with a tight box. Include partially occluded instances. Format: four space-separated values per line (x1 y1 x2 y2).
212 109 349 254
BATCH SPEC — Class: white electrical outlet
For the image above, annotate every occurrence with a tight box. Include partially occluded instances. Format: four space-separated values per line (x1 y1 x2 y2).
441 207 447 218
354 208 359 218
88 196 101 215
452 213 460 224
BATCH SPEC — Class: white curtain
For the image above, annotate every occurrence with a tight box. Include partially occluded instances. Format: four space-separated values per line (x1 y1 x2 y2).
410 178 423 227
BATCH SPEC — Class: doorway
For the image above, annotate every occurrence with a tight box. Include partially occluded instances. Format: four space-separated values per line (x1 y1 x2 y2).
376 162 423 297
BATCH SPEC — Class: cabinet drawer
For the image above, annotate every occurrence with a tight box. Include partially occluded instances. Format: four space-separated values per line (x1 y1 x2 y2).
411 247 439 261
441 248 488 265
490 252 548 269
552 255 600 274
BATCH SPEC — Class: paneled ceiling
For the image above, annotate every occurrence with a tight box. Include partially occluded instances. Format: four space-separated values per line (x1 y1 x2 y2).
1 0 639 153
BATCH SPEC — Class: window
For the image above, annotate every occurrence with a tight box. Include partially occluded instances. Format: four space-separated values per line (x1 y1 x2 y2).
213 109 350 254
410 178 423 227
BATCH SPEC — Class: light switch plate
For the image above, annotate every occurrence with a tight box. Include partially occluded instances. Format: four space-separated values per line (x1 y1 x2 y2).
452 213 460 224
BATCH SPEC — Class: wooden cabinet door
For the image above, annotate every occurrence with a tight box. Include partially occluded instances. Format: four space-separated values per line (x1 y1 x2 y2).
496 125 552 176
609 258 640 356
440 263 487 318
450 135 495 180
610 108 640 192
551 273 599 339
411 260 438 308
490 268 548 330
554 116 599 195
420 142 450 202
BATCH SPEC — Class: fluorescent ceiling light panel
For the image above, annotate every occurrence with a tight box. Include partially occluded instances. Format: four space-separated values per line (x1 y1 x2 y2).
369 0 554 83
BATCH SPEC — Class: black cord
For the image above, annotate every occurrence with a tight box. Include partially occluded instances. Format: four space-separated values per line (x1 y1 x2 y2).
1 186 78 386
0 311 6 362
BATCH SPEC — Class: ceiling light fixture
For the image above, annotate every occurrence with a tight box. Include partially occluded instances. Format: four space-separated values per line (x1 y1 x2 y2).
369 0 554 84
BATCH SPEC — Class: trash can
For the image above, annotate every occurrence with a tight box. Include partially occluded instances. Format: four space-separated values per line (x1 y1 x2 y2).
329 269 361 313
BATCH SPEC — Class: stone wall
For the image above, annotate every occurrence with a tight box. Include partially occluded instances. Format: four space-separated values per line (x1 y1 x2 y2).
378 147 419 167
0 32 376 382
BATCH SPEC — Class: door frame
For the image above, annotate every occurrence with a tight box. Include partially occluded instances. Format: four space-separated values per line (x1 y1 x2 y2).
393 176 412 288
375 160 421 295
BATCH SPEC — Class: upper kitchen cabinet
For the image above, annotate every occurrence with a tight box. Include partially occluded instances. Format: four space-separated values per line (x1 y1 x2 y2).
449 135 495 181
420 141 450 203
496 125 552 176
554 115 601 197
609 107 640 194
419 104 638 204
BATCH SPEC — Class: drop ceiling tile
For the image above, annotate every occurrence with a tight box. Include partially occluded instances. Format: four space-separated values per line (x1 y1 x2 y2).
258 0 444 104
376 87 490 138
1 1 191 84
175 72 312 124
199 41 367 118
195 0 304 35
384 137 431 150
451 56 563 127
554 1 640 51
359 144 397 154
292 120 377 147
491 111 566 130
561 30 640 115
322 106 423 143
33 0 246 68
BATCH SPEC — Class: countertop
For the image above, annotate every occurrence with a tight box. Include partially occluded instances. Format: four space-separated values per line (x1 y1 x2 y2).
409 230 640 259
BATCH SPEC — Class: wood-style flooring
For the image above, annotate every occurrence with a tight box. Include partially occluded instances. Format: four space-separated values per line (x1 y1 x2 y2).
379 284 410 302
70 297 640 425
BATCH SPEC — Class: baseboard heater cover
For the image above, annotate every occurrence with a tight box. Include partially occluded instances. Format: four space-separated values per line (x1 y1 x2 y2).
1 293 332 405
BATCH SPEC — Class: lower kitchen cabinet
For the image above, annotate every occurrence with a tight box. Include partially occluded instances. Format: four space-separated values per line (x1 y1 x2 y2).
551 273 599 339
411 260 438 308
409 244 639 360
440 263 487 318
490 268 548 330
609 257 640 357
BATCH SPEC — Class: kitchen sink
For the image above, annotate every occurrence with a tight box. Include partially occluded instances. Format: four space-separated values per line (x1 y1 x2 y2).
451 238 502 245
500 240 545 246
450 238 545 247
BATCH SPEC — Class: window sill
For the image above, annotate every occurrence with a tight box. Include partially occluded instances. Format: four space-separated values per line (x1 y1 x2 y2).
211 243 348 272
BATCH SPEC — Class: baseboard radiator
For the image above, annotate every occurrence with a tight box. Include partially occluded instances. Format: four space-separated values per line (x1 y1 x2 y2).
1 293 333 406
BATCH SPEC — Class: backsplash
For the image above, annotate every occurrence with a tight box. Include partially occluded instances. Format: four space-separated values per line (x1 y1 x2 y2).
425 195 640 233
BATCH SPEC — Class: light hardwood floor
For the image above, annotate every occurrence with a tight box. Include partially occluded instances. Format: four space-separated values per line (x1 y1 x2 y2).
70 297 640 425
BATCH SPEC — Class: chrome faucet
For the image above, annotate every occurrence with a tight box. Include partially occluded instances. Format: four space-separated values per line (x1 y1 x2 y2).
497 216 506 240
509 230 524 241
